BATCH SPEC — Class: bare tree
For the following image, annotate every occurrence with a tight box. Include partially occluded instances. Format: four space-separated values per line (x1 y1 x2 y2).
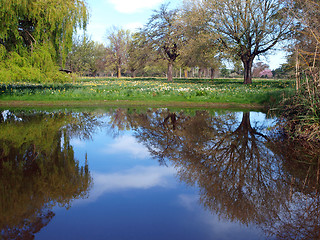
142 4 184 81
105 27 131 78
202 0 292 84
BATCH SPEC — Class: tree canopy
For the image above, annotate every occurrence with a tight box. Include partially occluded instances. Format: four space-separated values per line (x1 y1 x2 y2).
201 0 292 84
142 4 185 81
0 0 318 83
105 27 131 78
0 0 88 63
66 35 106 77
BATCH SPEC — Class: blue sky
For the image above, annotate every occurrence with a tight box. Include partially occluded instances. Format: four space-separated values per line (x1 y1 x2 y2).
85 0 287 69
85 0 181 43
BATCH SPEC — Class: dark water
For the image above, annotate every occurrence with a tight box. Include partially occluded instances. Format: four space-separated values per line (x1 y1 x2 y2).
0 108 319 240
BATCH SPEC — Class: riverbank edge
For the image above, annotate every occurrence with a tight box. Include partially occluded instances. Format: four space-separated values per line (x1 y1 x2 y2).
0 100 265 111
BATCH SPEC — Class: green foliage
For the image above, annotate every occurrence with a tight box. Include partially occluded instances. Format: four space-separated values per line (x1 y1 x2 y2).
0 0 88 62
127 32 152 77
179 3 222 76
0 44 6 60
0 44 71 83
272 64 293 79
0 0 88 83
219 68 228 78
66 36 106 76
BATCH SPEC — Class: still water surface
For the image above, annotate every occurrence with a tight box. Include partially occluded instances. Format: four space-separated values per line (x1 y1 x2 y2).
0 108 319 239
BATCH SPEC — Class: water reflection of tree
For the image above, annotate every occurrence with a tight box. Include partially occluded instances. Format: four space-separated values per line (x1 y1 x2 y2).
108 108 320 239
124 109 288 224
0 111 96 239
263 139 320 239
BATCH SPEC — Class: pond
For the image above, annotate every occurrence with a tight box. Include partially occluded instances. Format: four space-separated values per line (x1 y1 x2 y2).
0 107 319 240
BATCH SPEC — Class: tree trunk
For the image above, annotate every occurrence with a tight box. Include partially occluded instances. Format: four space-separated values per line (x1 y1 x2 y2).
199 68 203 78
184 69 188 78
239 112 251 131
295 49 300 91
132 70 136 78
242 58 254 84
117 66 121 78
167 61 173 81
210 68 215 79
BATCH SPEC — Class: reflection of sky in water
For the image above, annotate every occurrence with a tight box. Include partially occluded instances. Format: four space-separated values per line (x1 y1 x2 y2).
71 131 155 172
75 166 177 204
36 111 267 240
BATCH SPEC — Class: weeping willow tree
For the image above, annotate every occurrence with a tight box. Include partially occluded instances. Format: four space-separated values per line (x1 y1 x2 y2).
0 0 88 82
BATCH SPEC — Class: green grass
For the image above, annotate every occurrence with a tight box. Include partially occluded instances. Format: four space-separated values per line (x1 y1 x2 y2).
0 77 295 107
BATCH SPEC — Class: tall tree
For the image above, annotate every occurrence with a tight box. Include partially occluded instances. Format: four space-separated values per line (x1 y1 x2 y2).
142 4 184 81
66 36 106 76
179 0 222 78
105 27 131 78
0 0 88 65
201 0 291 84
179 32 222 79
127 32 152 78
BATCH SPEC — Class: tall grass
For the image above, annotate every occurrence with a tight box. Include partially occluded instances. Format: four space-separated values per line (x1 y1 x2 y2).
279 75 320 141
279 47 320 141
278 0 320 141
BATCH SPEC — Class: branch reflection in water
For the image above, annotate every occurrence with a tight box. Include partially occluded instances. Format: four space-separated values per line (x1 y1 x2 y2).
107 108 320 239
0 110 96 239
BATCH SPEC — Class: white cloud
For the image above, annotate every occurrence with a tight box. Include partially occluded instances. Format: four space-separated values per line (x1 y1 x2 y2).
76 166 176 203
102 135 150 159
107 0 165 13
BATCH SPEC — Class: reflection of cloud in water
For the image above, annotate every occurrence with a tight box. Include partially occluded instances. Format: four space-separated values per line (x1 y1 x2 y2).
77 166 176 203
102 135 150 159
179 194 199 211
178 194 262 240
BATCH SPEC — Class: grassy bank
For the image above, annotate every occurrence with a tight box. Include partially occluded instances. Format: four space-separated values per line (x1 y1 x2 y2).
0 77 294 108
